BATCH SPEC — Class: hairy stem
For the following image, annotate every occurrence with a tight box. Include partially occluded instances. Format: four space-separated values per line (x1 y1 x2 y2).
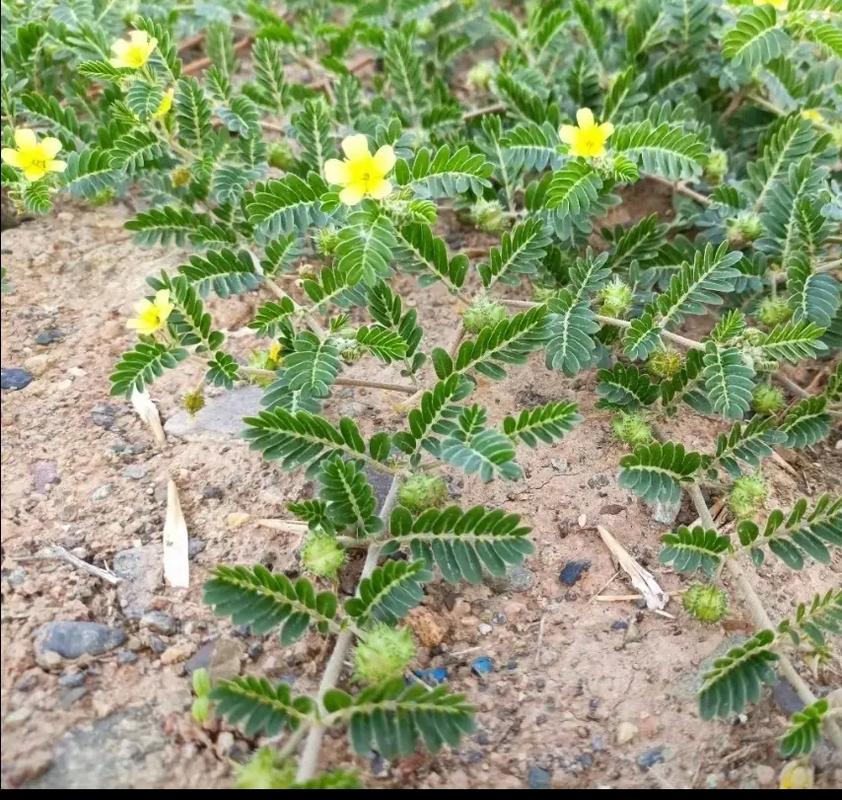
238 366 415 394
687 483 842 754
294 477 401 783
645 174 711 206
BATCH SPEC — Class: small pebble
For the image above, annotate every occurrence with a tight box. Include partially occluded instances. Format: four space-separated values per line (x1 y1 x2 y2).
492 612 507 625
478 623 492 636
527 766 552 789
637 746 666 771
35 329 64 346
201 485 224 500
471 656 494 676
91 484 112 501
58 671 86 688
1 368 33 390
149 635 167 654
117 650 138 665
140 611 178 636
248 642 263 660
611 619 629 631
123 464 147 481
559 560 591 586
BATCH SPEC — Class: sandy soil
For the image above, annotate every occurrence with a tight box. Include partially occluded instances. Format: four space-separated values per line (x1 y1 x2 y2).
1 196 840 789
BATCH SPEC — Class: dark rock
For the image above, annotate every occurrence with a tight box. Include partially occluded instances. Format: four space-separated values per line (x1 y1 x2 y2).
587 473 610 489
599 504 625 516
772 679 804 715
149 636 166 654
369 751 390 778
527 766 552 789
637 746 666 771
35 329 64 346
15 674 38 692
247 642 263 660
364 466 394 514
559 560 591 586
611 620 629 631
462 751 484 765
117 650 138 665
34 622 126 665
60 687 88 709
184 640 216 674
1 368 33 390
32 460 60 493
113 546 161 620
91 404 119 429
140 612 177 636
58 671 86 689
200 485 224 500
492 612 507 625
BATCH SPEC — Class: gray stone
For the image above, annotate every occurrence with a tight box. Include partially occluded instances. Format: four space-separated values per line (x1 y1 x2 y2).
364 465 394 514
184 640 216 674
527 766 552 789
772 679 804 715
140 611 177 636
164 386 262 441
34 622 126 665
60 687 88 709
1 368 33 390
200 484 224 500
122 464 147 481
487 565 535 594
652 496 681 525
637 746 667 771
32 460 60 493
91 404 119 429
117 650 138 665
58 671 86 688
35 329 64 346
113 546 162 620
559 560 591 586
26 707 168 789
187 538 206 558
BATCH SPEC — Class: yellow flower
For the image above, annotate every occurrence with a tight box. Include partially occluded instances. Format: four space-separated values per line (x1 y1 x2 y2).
560 108 615 159
1 129 66 182
324 134 396 206
800 108 825 125
153 87 175 120
779 760 813 790
127 289 174 335
110 30 157 70
753 0 786 9
268 342 282 364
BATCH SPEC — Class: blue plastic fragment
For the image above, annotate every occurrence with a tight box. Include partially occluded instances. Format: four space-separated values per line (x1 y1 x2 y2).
471 656 494 676
412 667 449 684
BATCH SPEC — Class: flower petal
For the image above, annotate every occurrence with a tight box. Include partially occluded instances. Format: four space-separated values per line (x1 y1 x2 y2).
559 125 577 144
341 134 370 160
47 159 67 173
154 289 171 310
14 129 36 149
111 39 129 56
339 184 365 206
576 107 595 129
40 137 62 158
368 178 392 200
23 165 46 182
129 30 149 45
1 148 22 168
599 121 615 139
373 145 396 176
324 158 350 186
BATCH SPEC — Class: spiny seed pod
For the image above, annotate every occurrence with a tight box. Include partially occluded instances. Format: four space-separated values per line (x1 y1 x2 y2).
612 412 653 449
297 262 318 280
268 142 294 170
235 747 295 789
757 296 793 327
729 475 767 519
183 390 205 416
726 212 763 248
647 347 683 380
471 198 505 233
704 148 729 185
466 60 495 92
331 336 365 364
315 227 340 256
398 474 448 513
170 167 191 187
462 296 508 333
598 278 634 318
301 531 345 579
752 384 784 415
683 584 728 624
353 624 416 685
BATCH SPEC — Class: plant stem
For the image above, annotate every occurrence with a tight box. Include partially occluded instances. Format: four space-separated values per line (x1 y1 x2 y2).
462 102 506 122
294 477 400 783
645 174 711 206
239 366 415 394
687 483 842 754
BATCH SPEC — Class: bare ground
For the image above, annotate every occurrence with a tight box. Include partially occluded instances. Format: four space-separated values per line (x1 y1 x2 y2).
1 198 840 789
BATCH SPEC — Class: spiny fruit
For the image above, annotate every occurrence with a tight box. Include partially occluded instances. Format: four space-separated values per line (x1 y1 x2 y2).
301 531 345 579
398 474 448 513
757 296 793 327
470 198 505 233
612 412 653 449
729 475 767 519
647 347 683 379
353 624 415 685
462 295 508 333
752 384 784 415
598 278 634 318
183 389 205 416
683 584 728 624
